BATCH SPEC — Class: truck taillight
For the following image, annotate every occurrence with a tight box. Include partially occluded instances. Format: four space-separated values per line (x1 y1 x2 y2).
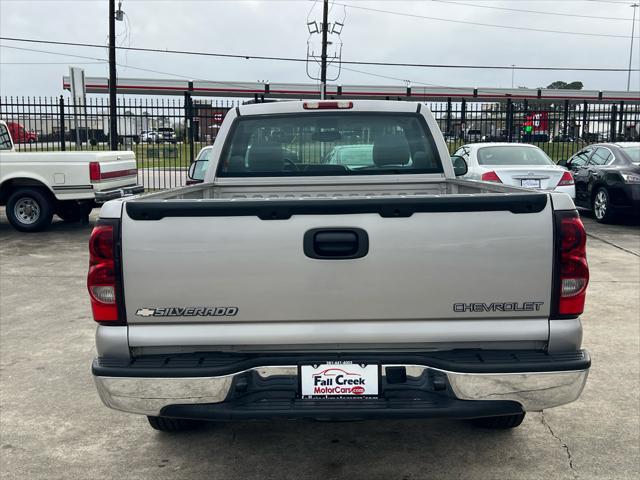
88 220 124 324
558 171 574 186
481 171 502 183
553 211 589 318
89 162 101 182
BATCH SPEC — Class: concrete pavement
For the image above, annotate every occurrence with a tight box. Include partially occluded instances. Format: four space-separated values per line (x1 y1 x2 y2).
0 211 638 480
580 209 640 257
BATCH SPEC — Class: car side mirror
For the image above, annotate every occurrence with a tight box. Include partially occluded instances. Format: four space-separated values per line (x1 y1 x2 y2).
187 161 199 179
187 160 207 185
557 159 568 167
451 155 468 176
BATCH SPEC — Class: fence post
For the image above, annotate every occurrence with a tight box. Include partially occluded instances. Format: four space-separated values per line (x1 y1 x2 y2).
610 104 618 142
59 95 66 151
522 100 529 144
562 100 569 138
460 99 466 140
506 99 514 142
445 97 452 135
581 101 589 141
619 101 625 140
184 90 195 164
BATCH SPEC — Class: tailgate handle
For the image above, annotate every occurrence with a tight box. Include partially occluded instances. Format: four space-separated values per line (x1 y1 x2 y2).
304 228 369 260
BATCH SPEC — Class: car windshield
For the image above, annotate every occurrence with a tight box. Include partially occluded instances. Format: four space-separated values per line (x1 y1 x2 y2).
218 113 442 177
477 146 554 166
621 145 640 165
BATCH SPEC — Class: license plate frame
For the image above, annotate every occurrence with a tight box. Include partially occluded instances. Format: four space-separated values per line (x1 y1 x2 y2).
521 179 541 189
299 362 380 399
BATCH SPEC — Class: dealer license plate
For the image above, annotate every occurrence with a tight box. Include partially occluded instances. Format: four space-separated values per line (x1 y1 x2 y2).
521 179 541 189
300 362 379 398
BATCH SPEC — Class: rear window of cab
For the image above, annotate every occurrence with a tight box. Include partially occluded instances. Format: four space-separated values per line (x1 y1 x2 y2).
217 113 443 177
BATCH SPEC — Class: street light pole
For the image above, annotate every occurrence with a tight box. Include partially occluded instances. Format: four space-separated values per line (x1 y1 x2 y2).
320 0 329 99
628 3 639 92
109 0 118 150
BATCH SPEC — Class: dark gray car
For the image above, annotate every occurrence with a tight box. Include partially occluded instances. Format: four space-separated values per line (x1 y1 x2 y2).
561 142 640 222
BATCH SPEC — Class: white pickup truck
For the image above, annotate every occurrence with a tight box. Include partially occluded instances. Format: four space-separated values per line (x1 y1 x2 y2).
0 120 143 231
90 100 590 432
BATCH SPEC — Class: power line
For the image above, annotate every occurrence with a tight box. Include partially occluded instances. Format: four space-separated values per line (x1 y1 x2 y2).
0 44 107 62
0 44 250 87
0 36 310 63
332 1 631 38
0 0 629 2
2 36 639 72
431 0 632 21
0 62 106 65
0 41 454 88
332 64 446 88
0 0 312 1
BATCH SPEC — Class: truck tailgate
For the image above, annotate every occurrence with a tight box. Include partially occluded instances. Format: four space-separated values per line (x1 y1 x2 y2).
92 151 138 191
120 193 553 329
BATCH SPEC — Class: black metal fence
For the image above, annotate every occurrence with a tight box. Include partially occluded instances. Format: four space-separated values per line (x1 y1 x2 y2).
1 95 638 189
428 98 640 162
0 95 237 190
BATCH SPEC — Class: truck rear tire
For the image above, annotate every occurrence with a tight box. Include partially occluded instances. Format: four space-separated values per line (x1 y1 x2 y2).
470 412 526 429
146 416 201 432
6 188 54 232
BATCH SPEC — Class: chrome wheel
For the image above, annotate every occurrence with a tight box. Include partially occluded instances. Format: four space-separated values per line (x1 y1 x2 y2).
593 189 608 220
6 188 53 232
13 197 41 225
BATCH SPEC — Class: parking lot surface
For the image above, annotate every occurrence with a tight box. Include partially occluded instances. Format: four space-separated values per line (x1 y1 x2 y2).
0 211 638 480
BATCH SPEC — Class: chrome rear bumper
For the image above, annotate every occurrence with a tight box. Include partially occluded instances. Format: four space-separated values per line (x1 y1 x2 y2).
94 364 588 417
95 184 144 203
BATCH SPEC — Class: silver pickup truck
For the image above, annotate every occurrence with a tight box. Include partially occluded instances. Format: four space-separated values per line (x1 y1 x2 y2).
89 100 590 432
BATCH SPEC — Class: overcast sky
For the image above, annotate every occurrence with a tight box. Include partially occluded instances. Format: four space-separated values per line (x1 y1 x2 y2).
0 0 639 98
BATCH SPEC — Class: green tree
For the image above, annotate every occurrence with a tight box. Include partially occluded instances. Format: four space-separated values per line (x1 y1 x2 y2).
546 81 583 90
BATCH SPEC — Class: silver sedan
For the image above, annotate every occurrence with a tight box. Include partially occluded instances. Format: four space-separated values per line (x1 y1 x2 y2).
453 143 575 199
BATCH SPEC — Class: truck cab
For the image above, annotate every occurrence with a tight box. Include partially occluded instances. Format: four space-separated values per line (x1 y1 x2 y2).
6 121 38 144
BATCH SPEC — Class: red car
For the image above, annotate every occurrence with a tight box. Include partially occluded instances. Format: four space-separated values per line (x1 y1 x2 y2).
6 122 38 143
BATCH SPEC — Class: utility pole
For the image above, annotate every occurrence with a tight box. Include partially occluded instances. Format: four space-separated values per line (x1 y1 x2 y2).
109 0 118 150
320 0 329 99
628 4 639 92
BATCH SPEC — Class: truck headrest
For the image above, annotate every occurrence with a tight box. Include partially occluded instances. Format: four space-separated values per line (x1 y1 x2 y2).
372 135 411 167
247 144 284 172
